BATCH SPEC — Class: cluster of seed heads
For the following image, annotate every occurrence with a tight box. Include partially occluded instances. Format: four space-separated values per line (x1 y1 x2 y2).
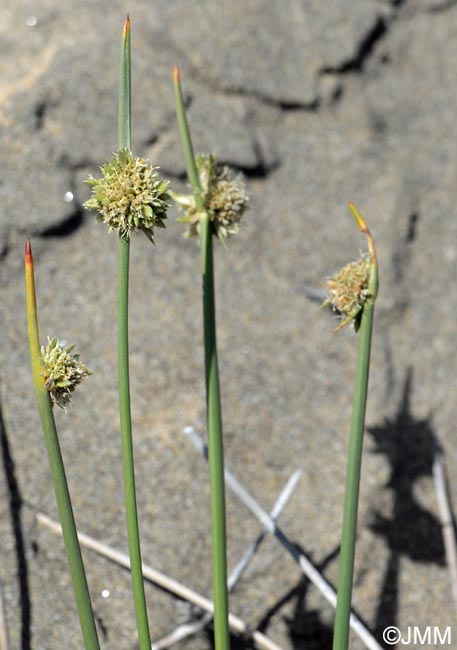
322 254 371 331
174 154 249 241
84 148 170 243
40 337 91 409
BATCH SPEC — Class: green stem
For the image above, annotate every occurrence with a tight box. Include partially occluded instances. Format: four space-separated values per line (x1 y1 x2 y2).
25 242 100 650
174 65 230 650
200 216 230 650
332 261 377 650
117 17 151 650
173 65 204 208
118 15 131 151
118 236 151 649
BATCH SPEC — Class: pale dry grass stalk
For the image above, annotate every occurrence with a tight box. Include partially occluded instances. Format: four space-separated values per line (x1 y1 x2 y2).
36 513 283 650
183 427 383 650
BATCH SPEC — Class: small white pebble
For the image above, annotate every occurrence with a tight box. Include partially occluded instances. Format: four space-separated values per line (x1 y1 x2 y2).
64 191 74 202
101 589 110 598
26 15 37 27
241 345 250 355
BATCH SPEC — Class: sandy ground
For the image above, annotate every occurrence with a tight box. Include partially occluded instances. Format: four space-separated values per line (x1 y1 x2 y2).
1 1 457 648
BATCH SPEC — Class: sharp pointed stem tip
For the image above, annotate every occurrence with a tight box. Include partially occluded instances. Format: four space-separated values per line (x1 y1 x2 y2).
348 202 377 264
25 238 33 264
123 14 130 37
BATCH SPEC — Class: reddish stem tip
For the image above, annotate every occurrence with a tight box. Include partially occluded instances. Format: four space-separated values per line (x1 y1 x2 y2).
173 63 180 82
123 14 130 37
25 238 33 264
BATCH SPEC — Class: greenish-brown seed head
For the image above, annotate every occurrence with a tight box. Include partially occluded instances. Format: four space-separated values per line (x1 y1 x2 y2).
173 153 249 241
322 254 371 331
40 337 91 409
84 148 170 243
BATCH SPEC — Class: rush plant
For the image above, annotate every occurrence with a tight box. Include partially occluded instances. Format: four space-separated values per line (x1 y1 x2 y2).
25 240 100 650
172 64 248 650
327 203 379 650
84 16 170 650
23 13 382 650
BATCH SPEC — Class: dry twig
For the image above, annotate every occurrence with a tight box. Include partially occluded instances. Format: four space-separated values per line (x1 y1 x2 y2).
36 512 283 650
432 442 457 611
183 426 383 650
152 469 301 649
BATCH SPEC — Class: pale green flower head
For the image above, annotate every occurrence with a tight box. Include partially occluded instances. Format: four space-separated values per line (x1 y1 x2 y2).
173 154 249 241
322 254 371 332
40 337 91 409
84 148 170 243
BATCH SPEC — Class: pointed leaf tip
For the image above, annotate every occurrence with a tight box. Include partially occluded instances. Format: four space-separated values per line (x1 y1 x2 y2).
123 14 130 37
173 63 180 82
348 202 377 264
25 238 33 264
348 201 368 233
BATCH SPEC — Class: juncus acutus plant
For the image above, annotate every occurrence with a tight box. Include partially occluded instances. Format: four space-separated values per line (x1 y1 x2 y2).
172 63 249 650
25 239 100 649
326 203 379 650
84 17 170 649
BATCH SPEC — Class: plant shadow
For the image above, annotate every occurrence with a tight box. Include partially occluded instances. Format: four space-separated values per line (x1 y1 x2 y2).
0 389 32 649
201 546 339 649
254 546 339 650
367 368 448 641
204 627 255 649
